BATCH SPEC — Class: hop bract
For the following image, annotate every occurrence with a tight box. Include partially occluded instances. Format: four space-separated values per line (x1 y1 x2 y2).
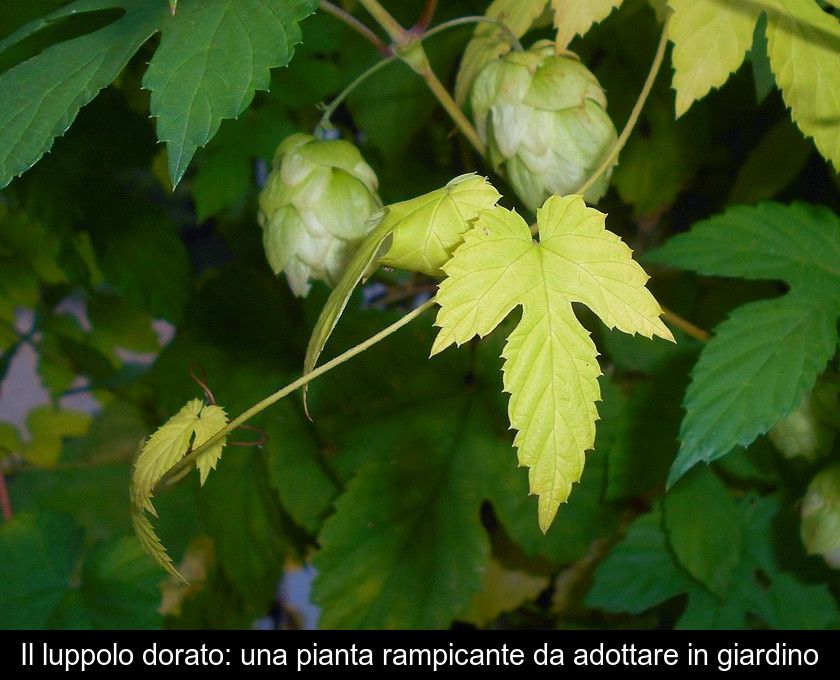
258 133 382 297
801 464 840 569
471 40 617 211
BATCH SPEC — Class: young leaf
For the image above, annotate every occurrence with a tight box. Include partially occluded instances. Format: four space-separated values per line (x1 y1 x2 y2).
432 196 672 531
667 0 761 117
667 0 840 169
648 202 840 483
143 0 317 186
0 0 167 189
302 175 499 413
766 0 840 170
551 0 623 52
379 174 502 278
454 0 549 105
132 399 228 511
131 398 227 579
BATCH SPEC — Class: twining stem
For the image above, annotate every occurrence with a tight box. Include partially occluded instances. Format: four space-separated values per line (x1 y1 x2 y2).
414 0 438 32
357 0 408 44
320 0 389 54
160 299 438 487
321 0 486 159
575 18 670 198
661 305 710 342
422 16 524 51
317 55 396 131
418 66 486 156
528 18 670 238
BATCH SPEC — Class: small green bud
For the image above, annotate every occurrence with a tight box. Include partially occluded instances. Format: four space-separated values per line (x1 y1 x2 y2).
801 464 840 569
258 133 382 296
471 40 617 211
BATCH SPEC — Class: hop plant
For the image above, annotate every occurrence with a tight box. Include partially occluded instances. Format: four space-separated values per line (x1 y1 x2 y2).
470 40 617 212
258 133 382 297
801 464 840 569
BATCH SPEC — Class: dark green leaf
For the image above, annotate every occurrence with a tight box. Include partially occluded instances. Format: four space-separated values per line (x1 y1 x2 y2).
663 467 743 595
0 0 166 188
0 512 83 628
585 509 694 615
668 295 837 483
143 0 317 185
199 447 287 607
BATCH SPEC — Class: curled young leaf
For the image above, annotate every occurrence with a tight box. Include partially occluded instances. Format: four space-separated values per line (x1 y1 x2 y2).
131 399 228 578
302 175 499 415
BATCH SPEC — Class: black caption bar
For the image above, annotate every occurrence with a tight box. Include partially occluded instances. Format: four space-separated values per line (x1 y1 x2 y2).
6 630 837 674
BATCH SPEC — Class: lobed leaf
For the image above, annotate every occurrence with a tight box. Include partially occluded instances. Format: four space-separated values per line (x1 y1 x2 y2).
766 0 840 170
667 295 838 484
432 195 671 531
142 0 317 186
647 202 840 297
551 0 623 52
585 508 693 614
667 0 761 117
0 0 166 189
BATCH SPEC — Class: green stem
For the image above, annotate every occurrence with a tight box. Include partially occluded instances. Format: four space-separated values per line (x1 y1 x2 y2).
160 298 437 487
422 16 523 51
317 56 396 132
418 64 486 156
355 1 487 157
575 18 670 198
357 0 408 44
529 19 670 237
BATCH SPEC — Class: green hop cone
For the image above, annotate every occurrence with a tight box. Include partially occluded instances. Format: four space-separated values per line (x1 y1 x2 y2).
471 40 618 212
801 464 840 569
258 133 382 297
769 378 839 461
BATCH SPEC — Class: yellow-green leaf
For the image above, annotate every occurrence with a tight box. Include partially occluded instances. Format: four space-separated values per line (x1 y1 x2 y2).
551 0 623 51
23 406 91 468
461 556 549 626
379 174 501 277
132 399 228 512
668 0 761 116
132 507 183 581
432 195 672 531
766 0 840 170
131 399 227 580
301 213 392 416
302 175 499 415
454 0 549 105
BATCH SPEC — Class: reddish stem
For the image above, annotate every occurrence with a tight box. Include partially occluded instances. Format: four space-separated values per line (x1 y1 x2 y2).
414 0 438 32
0 467 13 521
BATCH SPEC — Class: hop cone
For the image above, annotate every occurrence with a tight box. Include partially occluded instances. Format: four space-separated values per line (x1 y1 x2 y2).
801 464 840 569
471 40 617 211
770 378 839 461
258 133 382 296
